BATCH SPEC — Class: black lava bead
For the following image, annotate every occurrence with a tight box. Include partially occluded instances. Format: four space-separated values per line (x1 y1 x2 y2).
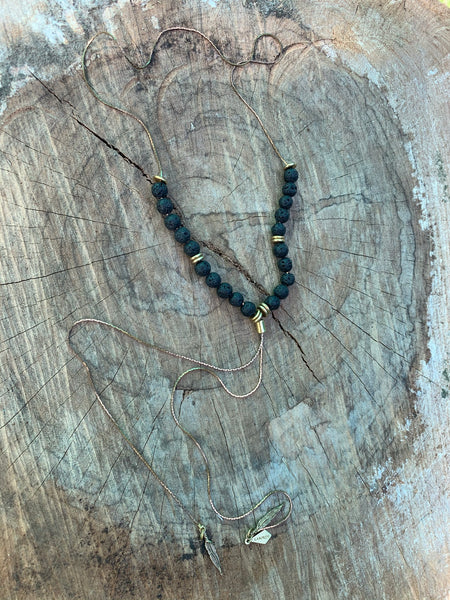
156 197 173 215
184 240 201 257
282 182 297 197
205 272 221 288
164 214 181 230
265 295 280 311
279 195 293 209
217 282 233 299
241 301 257 318
271 222 286 236
275 208 290 223
195 260 211 277
284 167 299 183
174 226 190 243
151 181 168 198
281 272 295 286
273 242 289 258
274 284 289 299
229 292 244 307
278 257 293 272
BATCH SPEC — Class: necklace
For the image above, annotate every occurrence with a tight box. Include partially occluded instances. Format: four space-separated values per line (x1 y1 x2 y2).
70 27 298 574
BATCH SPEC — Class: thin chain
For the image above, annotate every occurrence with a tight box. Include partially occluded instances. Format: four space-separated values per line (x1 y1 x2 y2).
229 65 289 167
76 27 298 564
170 366 292 526
67 319 291 529
69 317 263 381
82 27 296 178
68 321 199 526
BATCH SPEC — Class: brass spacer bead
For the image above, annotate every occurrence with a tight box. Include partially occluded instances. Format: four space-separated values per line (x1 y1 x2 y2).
256 320 266 334
272 235 285 243
190 253 204 264
284 162 296 170
153 175 167 183
258 302 270 317
251 309 263 323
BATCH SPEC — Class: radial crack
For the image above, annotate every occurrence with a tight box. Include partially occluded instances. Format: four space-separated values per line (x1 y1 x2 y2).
200 239 269 296
273 315 322 384
30 71 152 183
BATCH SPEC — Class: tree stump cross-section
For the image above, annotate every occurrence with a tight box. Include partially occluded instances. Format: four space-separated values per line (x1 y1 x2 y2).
0 1 448 599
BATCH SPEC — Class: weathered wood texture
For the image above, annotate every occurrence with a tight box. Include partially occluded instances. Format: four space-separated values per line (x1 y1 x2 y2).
0 1 448 598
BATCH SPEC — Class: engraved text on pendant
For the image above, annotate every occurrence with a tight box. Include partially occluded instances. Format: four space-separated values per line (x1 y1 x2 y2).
249 529 272 544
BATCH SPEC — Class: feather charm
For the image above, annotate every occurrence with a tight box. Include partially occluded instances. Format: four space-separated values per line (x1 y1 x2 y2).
198 524 222 575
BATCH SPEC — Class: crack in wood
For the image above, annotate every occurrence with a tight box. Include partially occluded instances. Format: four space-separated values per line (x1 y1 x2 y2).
273 315 322 384
30 71 153 183
200 239 269 295
0 246 155 287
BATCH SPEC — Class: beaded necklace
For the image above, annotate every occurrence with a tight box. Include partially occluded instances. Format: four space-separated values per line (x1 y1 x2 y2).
70 27 299 574
151 166 297 330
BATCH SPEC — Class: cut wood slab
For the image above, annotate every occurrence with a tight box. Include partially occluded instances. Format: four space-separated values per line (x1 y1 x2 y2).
0 1 448 598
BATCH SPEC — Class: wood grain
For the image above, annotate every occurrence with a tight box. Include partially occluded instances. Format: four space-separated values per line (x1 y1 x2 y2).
0 1 448 599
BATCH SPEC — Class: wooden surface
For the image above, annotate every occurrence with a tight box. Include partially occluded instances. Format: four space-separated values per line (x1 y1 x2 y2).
0 1 449 598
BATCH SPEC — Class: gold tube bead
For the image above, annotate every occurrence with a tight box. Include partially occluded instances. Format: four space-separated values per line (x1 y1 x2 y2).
251 309 262 323
272 235 285 243
190 253 204 264
153 175 167 183
284 162 297 170
256 320 266 334
258 302 270 317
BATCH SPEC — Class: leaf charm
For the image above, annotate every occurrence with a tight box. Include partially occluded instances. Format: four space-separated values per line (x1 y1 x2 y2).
254 503 285 532
198 524 222 575
245 503 285 545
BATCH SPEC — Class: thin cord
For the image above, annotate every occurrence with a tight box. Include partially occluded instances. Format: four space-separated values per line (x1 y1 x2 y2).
67 318 291 530
82 27 298 178
230 65 289 167
170 366 292 527
76 27 299 566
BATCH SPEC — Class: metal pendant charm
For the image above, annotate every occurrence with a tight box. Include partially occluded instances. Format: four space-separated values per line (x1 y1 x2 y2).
198 524 222 575
248 529 272 544
245 502 285 544
204 538 222 574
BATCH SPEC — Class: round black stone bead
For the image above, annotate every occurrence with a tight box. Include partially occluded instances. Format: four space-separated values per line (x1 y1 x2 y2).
195 260 211 277
282 182 297 197
271 222 286 236
229 292 244 307
217 282 233 299
156 197 173 215
275 208 290 223
241 301 257 318
273 242 289 258
279 195 293 209
205 272 221 288
281 272 295 286
164 213 181 230
278 257 293 272
265 295 280 311
184 240 201 257
274 284 289 299
174 226 190 243
284 167 299 183
151 181 168 198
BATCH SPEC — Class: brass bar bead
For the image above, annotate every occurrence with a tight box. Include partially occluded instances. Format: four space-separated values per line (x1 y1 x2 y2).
153 175 167 183
258 302 270 317
272 235 285 243
190 253 204 264
251 309 262 323
284 162 297 170
256 320 266 334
